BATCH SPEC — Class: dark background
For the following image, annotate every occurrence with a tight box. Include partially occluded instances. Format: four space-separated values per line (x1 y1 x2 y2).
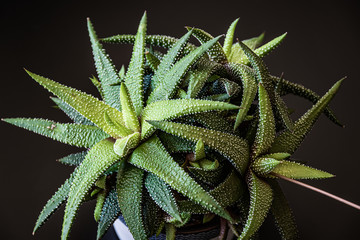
1 0 359 239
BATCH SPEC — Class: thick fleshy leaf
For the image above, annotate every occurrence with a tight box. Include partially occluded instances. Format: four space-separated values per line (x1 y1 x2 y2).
239 170 273 240
239 33 287 65
25 70 125 138
179 170 245 213
270 79 344 153
94 190 106 222
120 83 140 132
188 162 225 186
89 76 105 100
227 63 258 130
116 164 146 240
87 19 122 110
270 75 343 127
113 132 140 157
147 36 222 103
147 121 249 175
268 180 298 240
166 224 176 240
128 136 232 221
192 112 234 133
263 152 291 160
3 118 108 148
51 97 94 125
141 98 238 139
238 41 273 93
145 173 182 222
124 12 147 115
274 87 294 131
145 51 160 71
252 157 281 176
62 139 120 240
271 161 334 179
223 18 239 58
187 27 227 63
151 30 193 89
97 189 121 240
252 84 276 158
58 151 87 166
101 34 196 54
33 170 77 234
228 33 265 64
194 139 206 161
158 132 194 153
103 111 132 137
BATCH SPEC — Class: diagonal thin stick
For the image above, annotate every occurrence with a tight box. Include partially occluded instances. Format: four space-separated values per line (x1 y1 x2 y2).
273 173 360 211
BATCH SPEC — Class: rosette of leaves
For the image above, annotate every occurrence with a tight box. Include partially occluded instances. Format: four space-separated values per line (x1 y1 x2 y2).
4 12 348 240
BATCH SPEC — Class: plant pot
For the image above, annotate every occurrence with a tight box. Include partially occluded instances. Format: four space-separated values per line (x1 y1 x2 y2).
113 216 234 240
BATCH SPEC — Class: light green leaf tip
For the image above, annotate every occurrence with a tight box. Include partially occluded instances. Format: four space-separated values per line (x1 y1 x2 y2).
120 83 140 132
25 69 125 138
271 160 334 179
223 18 239 58
124 11 147 116
113 132 140 157
194 139 206 161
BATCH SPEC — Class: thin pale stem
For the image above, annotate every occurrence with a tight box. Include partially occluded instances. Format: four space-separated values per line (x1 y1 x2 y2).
273 173 360 211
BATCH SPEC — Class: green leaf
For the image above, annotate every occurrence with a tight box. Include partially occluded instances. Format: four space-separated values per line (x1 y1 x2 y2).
58 151 87 166
128 136 232 222
192 112 234 133
188 162 224 186
141 98 238 139
3 118 108 148
270 75 343 127
25 70 125 138
33 170 77 234
145 51 160 72
116 164 147 240
228 33 265 63
124 12 147 115
271 160 334 179
158 132 194 153
179 170 245 213
228 63 258 130
103 111 132 137
89 76 105 100
101 34 196 54
147 121 249 175
145 173 182 222
252 157 281 176
151 30 193 89
268 180 298 240
239 33 287 65
194 139 206 161
94 190 106 222
97 189 121 240
165 224 176 240
263 152 291 160
252 83 276 158
87 19 122 110
147 36 222 103
187 27 227 63
120 83 140 132
62 139 120 240
113 132 140 157
223 18 239 58
270 79 344 154
239 170 273 240
238 41 273 93
274 87 294 131
51 97 94 126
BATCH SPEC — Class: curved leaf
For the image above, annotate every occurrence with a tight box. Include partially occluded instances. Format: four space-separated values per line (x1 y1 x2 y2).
58 151 87 166
145 173 181 222
124 12 147 115
223 18 239 58
239 170 273 240
270 79 344 154
128 136 232 222
3 118 108 148
120 83 140 132
116 164 146 240
25 70 125 138
141 98 238 139
62 139 120 240
87 19 122 110
271 161 334 179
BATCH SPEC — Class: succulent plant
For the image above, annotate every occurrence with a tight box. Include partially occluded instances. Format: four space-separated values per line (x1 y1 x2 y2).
4 11 357 240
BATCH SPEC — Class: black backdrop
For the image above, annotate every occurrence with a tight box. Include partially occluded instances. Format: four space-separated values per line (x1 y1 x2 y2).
1 0 359 239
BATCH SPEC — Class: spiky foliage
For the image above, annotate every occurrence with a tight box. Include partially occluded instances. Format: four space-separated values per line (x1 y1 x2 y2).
4 12 346 240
